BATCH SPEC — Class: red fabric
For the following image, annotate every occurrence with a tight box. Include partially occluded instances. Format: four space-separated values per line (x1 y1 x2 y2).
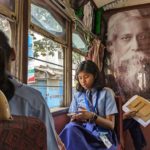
85 39 105 71
0 115 47 150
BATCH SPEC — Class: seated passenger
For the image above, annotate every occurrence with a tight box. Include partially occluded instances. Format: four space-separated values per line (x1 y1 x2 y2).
60 60 118 150
105 74 147 150
123 111 146 150
0 30 65 150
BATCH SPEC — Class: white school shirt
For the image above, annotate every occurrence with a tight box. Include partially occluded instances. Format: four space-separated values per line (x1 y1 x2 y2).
69 87 118 116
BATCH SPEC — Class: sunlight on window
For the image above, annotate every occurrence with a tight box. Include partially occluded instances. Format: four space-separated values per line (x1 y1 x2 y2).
72 52 85 94
27 30 64 108
72 33 88 51
31 4 65 38
0 15 11 44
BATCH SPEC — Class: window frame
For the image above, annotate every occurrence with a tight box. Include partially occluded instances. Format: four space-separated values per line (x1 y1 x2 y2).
30 2 68 45
27 0 72 108
0 0 18 19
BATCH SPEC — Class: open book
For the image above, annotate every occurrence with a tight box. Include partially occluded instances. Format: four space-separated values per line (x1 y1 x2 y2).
122 95 150 127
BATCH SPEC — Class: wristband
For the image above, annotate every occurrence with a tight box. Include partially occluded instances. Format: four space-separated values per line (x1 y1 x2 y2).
93 113 98 122
89 113 98 123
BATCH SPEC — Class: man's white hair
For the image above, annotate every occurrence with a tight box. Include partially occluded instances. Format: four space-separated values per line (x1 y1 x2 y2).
107 9 142 42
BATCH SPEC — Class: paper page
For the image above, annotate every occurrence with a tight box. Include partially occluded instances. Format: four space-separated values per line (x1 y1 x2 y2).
122 95 150 127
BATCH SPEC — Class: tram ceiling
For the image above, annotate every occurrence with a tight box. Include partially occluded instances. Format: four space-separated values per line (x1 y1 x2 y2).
68 0 150 10
92 0 150 10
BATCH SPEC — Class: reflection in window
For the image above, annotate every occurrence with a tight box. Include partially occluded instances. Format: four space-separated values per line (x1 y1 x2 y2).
28 31 64 108
31 4 66 39
0 15 11 44
72 52 85 94
0 0 15 11
72 32 88 51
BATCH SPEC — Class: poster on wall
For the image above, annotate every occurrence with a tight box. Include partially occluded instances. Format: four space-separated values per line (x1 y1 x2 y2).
102 6 150 102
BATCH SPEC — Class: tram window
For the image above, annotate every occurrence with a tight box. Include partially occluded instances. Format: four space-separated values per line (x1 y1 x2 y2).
0 0 15 11
27 30 64 108
31 4 66 41
72 30 88 94
72 52 85 94
72 32 88 52
0 15 11 49
0 15 11 42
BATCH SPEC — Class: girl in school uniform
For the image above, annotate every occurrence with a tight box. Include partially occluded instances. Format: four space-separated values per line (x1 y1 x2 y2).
60 60 118 150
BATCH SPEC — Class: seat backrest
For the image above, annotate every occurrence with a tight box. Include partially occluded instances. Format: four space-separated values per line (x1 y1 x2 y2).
0 115 47 150
115 96 124 150
53 112 70 134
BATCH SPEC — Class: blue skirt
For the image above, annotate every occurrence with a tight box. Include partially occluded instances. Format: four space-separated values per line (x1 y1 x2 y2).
59 122 118 150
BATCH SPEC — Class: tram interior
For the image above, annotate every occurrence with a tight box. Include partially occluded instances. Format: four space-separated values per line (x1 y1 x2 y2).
0 0 150 150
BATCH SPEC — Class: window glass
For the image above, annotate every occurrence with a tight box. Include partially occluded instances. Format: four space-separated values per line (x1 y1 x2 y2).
0 14 11 44
0 0 15 11
72 52 85 94
28 30 64 108
31 4 66 41
72 32 88 52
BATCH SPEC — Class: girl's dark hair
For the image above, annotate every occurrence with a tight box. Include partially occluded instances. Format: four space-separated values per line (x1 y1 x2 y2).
0 30 15 100
75 60 105 92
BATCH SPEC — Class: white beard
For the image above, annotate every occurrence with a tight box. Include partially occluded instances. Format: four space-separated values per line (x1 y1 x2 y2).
111 51 150 94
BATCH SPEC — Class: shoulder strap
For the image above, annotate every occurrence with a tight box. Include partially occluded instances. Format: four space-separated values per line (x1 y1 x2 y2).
95 90 100 114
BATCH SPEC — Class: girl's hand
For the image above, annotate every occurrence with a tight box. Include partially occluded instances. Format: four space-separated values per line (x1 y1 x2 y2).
71 111 93 122
123 108 137 119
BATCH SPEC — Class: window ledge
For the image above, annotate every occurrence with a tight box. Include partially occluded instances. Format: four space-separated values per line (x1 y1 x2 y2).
51 107 69 116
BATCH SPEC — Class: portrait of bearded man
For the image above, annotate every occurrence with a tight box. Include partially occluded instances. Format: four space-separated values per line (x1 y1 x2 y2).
106 8 150 100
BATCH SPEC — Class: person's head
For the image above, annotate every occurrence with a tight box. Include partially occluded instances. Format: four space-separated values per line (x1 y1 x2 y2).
0 30 16 100
107 9 150 66
106 9 150 95
0 30 15 89
75 60 104 92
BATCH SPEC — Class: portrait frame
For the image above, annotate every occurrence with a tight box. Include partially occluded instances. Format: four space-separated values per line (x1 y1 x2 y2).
101 4 150 100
